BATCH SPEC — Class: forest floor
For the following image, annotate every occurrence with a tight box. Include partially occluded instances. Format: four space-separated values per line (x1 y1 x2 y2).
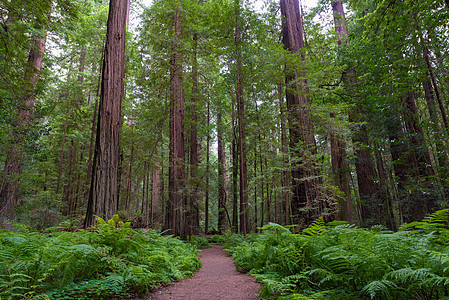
144 245 261 300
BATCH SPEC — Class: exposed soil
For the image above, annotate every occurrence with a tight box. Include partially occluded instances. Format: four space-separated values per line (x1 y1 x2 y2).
145 245 261 300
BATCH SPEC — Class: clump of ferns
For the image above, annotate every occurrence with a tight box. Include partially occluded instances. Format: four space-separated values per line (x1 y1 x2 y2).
226 210 449 299
0 215 200 299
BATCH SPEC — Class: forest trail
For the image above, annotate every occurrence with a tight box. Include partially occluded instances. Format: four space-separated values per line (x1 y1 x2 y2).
146 245 261 300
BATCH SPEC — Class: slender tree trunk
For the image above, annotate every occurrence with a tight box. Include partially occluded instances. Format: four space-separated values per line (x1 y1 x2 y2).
279 83 290 226
422 46 449 132
422 79 447 172
373 141 395 229
280 0 320 226
205 101 210 234
232 104 239 233
56 101 72 194
152 163 160 227
63 141 76 216
126 134 134 211
84 0 127 227
187 32 200 236
217 113 226 232
235 1 249 234
254 158 258 231
265 157 271 223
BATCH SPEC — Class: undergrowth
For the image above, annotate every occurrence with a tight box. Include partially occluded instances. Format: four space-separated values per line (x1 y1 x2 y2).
0 215 201 299
225 209 449 300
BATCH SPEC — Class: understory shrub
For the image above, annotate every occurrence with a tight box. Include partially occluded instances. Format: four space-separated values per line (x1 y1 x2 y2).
226 210 449 300
0 215 201 299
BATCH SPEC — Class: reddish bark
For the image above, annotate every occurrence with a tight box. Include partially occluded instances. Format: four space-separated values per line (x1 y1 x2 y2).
165 4 186 237
84 0 127 227
151 164 160 227
280 0 320 225
331 0 353 223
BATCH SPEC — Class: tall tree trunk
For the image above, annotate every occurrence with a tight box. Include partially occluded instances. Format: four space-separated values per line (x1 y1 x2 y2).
217 113 227 232
86 48 105 183
280 0 320 226
165 4 186 237
331 0 353 223
279 82 290 226
151 163 160 228
0 6 50 218
422 45 449 132
126 133 134 211
265 156 271 223
254 158 259 230
205 101 210 234
187 32 200 236
330 0 381 226
56 101 72 194
63 141 76 216
232 103 239 233
84 0 127 228
389 91 437 223
422 79 447 172
329 114 352 223
235 0 249 234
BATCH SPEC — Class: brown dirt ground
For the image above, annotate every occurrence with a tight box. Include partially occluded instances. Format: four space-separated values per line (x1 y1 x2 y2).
144 245 261 300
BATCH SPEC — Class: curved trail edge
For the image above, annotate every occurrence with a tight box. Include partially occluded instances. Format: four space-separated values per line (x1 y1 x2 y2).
146 244 261 300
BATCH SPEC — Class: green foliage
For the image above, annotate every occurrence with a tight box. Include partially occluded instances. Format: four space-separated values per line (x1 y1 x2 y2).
186 236 211 249
0 215 200 299
226 211 449 299
207 234 228 245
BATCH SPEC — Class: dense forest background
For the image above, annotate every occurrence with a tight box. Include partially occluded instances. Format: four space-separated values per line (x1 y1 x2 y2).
1 0 449 235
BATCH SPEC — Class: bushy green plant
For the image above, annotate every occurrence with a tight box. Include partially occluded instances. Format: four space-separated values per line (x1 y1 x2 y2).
226 211 449 299
207 234 228 245
187 236 211 249
0 215 200 299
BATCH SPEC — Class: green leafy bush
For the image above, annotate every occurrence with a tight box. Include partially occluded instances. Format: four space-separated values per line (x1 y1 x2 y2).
0 215 200 299
186 236 211 249
207 234 228 245
226 211 449 300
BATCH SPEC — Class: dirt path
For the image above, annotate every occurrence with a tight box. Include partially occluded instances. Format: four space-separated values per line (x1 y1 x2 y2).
146 245 260 300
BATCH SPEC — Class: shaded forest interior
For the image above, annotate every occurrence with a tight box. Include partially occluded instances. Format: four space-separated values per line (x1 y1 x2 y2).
2 0 449 236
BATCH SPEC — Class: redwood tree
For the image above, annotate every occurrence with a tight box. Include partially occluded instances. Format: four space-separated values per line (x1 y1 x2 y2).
165 1 186 237
84 0 128 228
280 0 321 225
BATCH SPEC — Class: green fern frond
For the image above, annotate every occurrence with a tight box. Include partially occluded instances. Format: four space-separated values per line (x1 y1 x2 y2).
302 218 325 236
362 280 397 300
261 222 292 234
385 268 432 284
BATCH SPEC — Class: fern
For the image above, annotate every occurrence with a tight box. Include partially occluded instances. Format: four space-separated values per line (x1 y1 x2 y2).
302 217 326 236
0 215 200 299
362 280 397 300
0 272 32 300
